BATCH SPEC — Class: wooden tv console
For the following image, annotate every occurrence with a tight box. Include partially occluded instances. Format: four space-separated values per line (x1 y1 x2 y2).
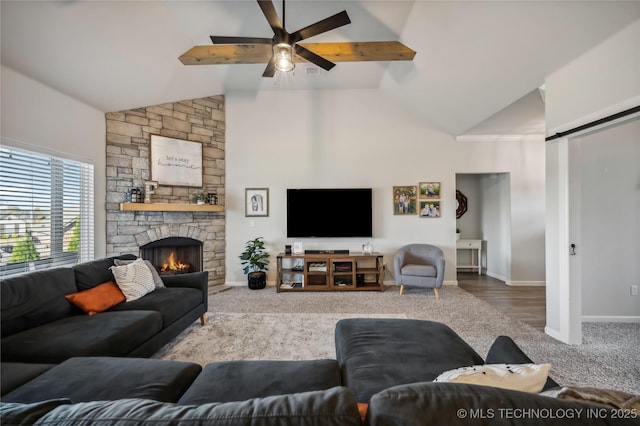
276 252 384 292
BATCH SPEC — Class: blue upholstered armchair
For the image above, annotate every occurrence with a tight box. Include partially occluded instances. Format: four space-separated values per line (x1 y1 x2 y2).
393 244 445 298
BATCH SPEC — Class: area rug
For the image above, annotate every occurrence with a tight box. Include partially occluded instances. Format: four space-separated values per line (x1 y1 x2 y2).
154 312 407 366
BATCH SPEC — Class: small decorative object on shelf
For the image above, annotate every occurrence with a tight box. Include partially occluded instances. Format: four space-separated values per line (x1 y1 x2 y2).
193 191 207 205
126 188 143 203
362 242 374 254
207 192 218 205
240 237 270 290
144 181 158 203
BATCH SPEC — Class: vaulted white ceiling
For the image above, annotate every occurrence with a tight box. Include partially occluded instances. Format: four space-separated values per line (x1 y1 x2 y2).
2 1 638 135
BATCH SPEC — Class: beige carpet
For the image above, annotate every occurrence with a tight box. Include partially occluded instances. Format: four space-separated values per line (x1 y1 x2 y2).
154 312 407 365
155 285 640 394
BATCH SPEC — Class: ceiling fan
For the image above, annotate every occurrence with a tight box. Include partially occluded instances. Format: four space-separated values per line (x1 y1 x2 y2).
179 0 416 77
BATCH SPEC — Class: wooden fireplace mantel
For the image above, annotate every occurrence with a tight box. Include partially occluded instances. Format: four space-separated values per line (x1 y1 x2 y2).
119 202 224 213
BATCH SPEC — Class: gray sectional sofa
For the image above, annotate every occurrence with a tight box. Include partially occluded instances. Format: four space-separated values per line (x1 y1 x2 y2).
1 254 208 364
3 322 637 425
1 259 637 425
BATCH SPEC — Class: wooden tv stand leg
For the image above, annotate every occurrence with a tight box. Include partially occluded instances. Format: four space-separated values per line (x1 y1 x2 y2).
200 314 206 326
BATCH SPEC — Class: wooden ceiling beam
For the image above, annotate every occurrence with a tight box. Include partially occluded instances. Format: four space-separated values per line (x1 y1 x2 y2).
298 42 416 62
179 41 416 65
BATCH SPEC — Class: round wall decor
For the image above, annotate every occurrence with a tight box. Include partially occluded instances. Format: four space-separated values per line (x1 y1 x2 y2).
456 190 468 219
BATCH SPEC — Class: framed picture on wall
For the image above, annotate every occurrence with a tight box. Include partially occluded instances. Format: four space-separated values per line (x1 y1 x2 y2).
245 188 269 217
393 186 417 215
419 200 441 218
419 182 440 199
151 134 203 187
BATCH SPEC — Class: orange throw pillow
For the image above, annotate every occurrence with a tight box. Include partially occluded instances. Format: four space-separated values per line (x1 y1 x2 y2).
65 281 126 315
357 403 368 423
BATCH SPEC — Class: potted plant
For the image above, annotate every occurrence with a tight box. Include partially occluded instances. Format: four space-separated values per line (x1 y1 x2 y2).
193 191 207 205
239 237 270 290
456 228 461 240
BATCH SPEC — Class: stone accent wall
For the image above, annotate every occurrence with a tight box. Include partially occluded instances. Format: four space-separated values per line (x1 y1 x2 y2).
105 95 225 286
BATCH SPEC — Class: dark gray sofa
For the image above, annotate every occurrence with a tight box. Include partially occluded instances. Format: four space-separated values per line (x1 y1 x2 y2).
1 357 361 426
1 254 208 364
1 312 637 425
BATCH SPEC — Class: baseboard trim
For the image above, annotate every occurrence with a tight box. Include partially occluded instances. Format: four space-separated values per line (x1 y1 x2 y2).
229 280 459 289
582 316 640 323
544 326 563 341
482 272 545 287
505 280 546 287
485 271 507 282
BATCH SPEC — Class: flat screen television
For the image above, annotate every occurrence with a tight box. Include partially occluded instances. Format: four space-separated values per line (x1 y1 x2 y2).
287 188 373 238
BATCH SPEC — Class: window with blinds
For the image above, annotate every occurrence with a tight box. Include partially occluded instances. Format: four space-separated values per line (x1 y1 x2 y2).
0 144 94 278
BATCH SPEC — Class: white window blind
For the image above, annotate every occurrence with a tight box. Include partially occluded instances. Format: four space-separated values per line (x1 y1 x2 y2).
0 145 94 278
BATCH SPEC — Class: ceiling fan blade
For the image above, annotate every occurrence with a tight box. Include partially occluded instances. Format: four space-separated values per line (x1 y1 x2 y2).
179 45 272 65
262 60 276 78
296 41 416 62
257 0 285 39
290 10 350 43
294 44 335 71
210 36 273 45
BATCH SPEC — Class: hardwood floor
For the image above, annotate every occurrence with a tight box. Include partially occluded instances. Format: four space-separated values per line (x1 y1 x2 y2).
457 272 546 331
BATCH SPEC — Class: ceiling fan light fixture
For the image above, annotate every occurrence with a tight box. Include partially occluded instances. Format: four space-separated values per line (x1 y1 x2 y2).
273 43 295 72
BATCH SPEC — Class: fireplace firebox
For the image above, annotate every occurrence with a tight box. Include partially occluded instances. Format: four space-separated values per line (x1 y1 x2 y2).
140 237 203 275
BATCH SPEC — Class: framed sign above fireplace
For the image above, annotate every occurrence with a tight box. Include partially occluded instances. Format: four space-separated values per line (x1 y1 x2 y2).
151 134 203 187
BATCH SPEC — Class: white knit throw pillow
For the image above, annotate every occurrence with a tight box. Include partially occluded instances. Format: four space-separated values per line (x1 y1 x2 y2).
113 258 165 289
110 258 156 302
434 363 552 393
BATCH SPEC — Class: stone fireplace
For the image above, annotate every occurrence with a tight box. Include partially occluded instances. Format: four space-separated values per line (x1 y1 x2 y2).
104 95 226 287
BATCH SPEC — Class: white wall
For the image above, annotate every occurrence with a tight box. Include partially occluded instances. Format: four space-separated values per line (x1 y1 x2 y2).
455 175 482 242
0 68 548 289
226 89 546 286
457 170 544 285
546 20 640 134
480 173 512 282
578 119 640 320
0 66 107 257
545 19 640 341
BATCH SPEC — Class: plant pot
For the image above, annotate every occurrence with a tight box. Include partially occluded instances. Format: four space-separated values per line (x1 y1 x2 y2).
456 233 461 240
248 271 266 290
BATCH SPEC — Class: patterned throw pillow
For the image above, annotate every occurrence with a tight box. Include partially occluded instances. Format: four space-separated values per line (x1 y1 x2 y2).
434 363 552 393
110 258 156 302
114 258 165 289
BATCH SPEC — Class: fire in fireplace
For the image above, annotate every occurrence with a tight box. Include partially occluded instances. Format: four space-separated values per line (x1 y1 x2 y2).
140 237 203 275
161 252 191 274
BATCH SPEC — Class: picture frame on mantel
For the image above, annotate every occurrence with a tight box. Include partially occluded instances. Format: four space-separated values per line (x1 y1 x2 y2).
245 188 269 217
150 134 203 187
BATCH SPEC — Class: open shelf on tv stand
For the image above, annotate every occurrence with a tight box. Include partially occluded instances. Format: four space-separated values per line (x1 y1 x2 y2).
276 252 384 292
